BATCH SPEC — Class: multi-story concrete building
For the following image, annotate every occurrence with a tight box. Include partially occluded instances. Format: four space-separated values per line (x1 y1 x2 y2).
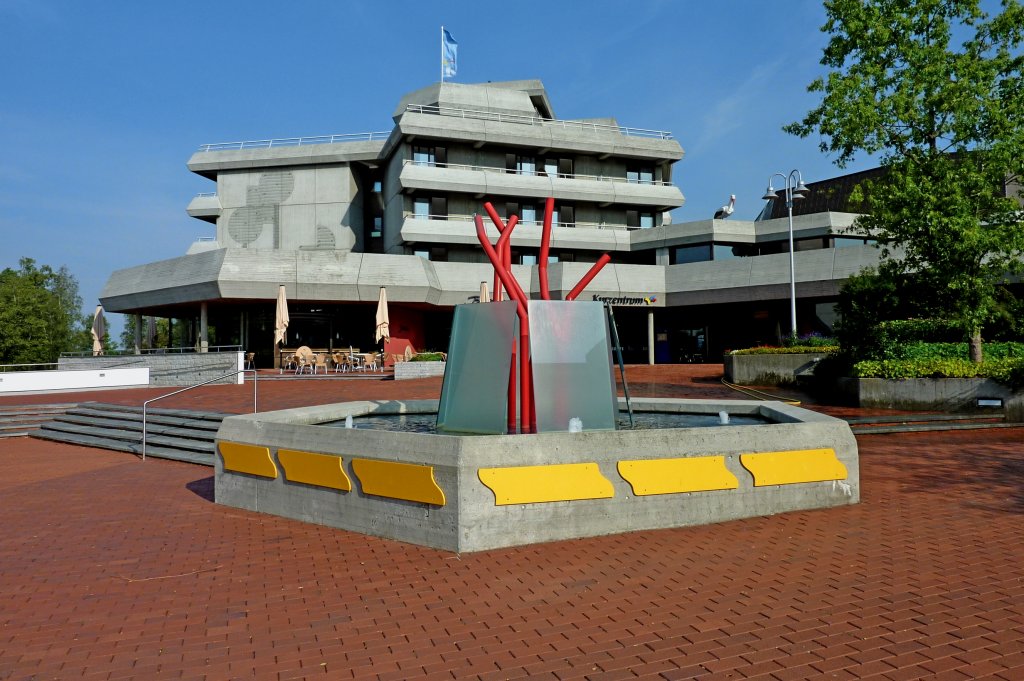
100 79 881 365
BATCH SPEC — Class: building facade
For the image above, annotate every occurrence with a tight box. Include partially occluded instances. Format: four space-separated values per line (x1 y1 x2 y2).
101 80 882 365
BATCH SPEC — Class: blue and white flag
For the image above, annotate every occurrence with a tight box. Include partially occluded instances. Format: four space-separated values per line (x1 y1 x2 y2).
441 28 457 80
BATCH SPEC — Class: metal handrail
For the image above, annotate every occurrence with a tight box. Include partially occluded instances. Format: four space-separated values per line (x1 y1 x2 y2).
403 212 647 231
193 192 218 198
141 369 256 461
403 103 675 140
60 345 244 357
401 158 674 186
0 362 59 373
197 131 391 152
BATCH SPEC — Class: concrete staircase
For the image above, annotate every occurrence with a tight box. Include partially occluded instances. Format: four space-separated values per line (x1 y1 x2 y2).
0 404 78 438
33 402 226 466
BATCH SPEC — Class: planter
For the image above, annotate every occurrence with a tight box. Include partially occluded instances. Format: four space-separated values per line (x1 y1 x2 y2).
837 377 1023 421
394 361 446 380
723 353 829 386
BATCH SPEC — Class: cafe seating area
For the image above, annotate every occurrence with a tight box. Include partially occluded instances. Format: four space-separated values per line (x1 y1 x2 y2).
275 347 386 376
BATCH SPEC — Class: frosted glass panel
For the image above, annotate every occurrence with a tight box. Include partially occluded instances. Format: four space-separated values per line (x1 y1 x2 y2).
528 301 617 432
436 301 517 434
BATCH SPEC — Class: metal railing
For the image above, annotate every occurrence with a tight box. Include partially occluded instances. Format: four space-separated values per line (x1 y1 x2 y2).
197 131 391 153
403 212 645 231
60 345 243 358
142 369 257 461
0 362 59 373
403 103 675 140
401 158 674 186
193 192 218 198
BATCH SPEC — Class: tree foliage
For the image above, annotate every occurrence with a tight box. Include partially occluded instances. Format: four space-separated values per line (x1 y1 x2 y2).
786 0 1024 361
0 258 91 364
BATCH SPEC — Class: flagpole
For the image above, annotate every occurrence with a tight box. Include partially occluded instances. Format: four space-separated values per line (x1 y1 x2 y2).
440 25 445 83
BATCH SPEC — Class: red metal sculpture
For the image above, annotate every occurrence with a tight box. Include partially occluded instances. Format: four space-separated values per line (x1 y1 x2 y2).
475 197 611 433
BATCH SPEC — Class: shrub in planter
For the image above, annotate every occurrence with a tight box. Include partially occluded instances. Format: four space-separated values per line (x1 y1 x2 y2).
408 352 446 362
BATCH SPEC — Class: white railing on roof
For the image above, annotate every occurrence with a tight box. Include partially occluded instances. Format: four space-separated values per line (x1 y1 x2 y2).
197 131 391 153
403 104 674 140
194 192 217 198
401 158 674 186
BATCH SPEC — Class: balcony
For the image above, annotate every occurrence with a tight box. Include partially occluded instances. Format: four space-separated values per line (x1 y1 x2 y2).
187 192 222 223
398 160 684 209
398 213 634 252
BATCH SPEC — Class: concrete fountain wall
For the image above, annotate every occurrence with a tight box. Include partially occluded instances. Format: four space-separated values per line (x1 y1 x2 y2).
214 397 859 553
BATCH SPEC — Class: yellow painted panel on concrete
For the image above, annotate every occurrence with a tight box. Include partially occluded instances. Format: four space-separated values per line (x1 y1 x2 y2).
218 441 278 479
617 456 739 496
478 463 615 505
740 448 847 486
278 449 351 491
351 459 446 506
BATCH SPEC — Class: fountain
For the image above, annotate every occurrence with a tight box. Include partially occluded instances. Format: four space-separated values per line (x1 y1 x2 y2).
214 198 859 552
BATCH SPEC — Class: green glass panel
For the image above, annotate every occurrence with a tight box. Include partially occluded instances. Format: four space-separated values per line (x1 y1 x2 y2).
436 301 517 434
528 301 617 432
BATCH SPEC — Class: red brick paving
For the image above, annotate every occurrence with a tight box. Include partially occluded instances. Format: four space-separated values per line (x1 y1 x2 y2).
1 365 1023 680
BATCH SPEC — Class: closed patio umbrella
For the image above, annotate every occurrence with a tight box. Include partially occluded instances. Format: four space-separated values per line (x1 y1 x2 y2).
274 285 289 346
479 281 490 303
91 305 106 356
375 286 390 343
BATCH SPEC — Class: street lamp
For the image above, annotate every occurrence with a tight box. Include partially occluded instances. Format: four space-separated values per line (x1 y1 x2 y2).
762 170 809 341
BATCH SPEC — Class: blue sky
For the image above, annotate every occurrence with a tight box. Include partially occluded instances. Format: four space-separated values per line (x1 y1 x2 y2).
0 0 874 336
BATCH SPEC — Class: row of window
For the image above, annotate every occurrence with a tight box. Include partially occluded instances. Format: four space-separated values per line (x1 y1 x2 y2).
412 145 656 183
411 196 657 230
672 237 876 265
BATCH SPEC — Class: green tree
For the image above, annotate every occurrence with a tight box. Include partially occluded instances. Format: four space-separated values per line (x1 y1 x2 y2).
786 0 1024 361
0 258 91 364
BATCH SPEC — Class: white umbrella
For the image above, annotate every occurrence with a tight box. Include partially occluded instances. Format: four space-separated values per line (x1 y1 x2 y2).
274 285 289 345
91 305 106 356
479 281 490 303
375 287 390 343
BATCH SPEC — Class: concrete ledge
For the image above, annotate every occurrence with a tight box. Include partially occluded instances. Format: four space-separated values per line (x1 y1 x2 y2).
59 353 243 387
838 377 1023 421
394 361 447 380
724 353 828 385
215 397 860 552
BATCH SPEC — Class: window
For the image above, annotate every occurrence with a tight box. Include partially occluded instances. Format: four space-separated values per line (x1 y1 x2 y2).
412 146 446 167
795 237 828 251
673 244 712 264
413 198 430 218
627 210 654 229
521 204 537 226
413 146 434 167
372 216 382 238
627 164 655 185
558 204 574 227
521 254 538 265
414 250 430 259
543 159 558 177
517 155 536 176
373 181 382 193
430 196 448 219
713 243 757 259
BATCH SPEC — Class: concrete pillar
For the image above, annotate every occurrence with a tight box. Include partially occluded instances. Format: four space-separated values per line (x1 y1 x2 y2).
648 311 655 365
200 303 209 353
133 313 142 355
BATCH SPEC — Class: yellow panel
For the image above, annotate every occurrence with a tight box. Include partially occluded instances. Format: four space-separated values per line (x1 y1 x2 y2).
740 448 847 486
617 456 739 496
218 441 278 479
351 459 446 506
278 449 351 491
478 463 615 505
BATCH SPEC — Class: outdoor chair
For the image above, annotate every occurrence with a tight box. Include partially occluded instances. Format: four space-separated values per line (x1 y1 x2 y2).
245 352 256 370
331 352 347 373
313 353 328 374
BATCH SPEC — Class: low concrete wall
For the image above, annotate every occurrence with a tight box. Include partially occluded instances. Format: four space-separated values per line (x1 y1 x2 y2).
0 368 149 394
215 397 860 552
723 353 827 385
838 377 1023 421
394 361 446 380
59 352 243 387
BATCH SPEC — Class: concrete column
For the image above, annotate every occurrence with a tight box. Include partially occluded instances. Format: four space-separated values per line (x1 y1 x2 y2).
200 303 209 353
133 313 142 355
648 311 655 365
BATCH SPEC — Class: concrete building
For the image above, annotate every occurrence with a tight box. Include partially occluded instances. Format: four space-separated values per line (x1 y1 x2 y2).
100 79 881 365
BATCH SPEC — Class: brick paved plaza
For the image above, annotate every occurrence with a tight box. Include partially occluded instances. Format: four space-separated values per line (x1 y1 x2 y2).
1 366 1022 680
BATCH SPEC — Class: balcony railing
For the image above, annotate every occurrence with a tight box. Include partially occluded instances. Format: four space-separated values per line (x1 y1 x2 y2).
197 131 391 153
403 212 645 231
401 159 674 186
403 104 674 140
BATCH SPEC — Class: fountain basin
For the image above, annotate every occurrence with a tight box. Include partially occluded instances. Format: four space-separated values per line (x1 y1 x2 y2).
215 397 859 552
